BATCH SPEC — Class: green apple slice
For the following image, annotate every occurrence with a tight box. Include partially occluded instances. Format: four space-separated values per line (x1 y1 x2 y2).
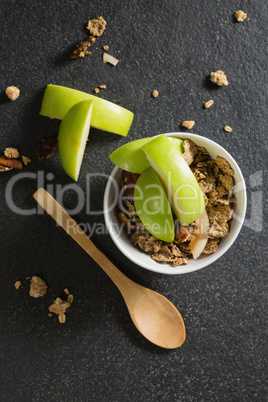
142 135 205 226
58 100 93 181
134 167 174 242
40 85 133 136
109 136 184 173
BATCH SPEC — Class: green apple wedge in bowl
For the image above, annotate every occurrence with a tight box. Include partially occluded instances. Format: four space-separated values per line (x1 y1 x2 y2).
103 133 247 275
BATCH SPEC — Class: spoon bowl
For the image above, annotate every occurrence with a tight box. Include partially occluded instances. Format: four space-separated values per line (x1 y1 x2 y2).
33 188 186 349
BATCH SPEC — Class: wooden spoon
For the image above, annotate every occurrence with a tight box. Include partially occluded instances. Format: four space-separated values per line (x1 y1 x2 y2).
33 188 186 349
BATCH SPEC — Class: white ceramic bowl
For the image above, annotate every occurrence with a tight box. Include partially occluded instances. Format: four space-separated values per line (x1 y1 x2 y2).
104 133 247 274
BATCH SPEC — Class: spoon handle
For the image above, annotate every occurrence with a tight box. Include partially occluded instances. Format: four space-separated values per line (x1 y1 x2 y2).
33 188 136 294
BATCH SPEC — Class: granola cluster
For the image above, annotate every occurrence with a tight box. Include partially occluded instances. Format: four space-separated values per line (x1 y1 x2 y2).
71 17 107 59
71 36 96 59
5 86 20 101
210 70 229 86
119 139 235 266
234 10 247 22
29 276 48 298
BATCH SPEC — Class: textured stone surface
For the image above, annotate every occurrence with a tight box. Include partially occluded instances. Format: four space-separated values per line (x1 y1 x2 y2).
0 0 267 401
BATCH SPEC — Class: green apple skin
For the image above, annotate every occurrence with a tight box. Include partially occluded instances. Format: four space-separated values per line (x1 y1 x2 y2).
58 100 93 181
40 85 134 137
142 135 205 226
134 167 174 243
109 136 184 173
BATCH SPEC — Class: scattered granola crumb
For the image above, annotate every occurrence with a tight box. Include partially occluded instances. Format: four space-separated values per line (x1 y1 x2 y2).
210 70 228 86
234 10 247 22
99 84 106 89
204 100 214 109
64 288 70 295
182 120 195 129
87 16 107 37
49 298 71 315
103 45 109 51
152 90 159 98
71 36 96 59
4 148 19 159
94 87 100 93
58 313 66 324
22 155 31 165
224 125 232 132
14 280 22 290
48 313 52 317
29 276 48 298
5 86 20 101
67 294 74 304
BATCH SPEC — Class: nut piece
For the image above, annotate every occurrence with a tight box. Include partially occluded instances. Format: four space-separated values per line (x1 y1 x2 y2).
224 125 232 132
103 45 109 51
29 276 48 298
0 155 23 169
98 84 106 89
234 10 247 22
152 90 159 98
5 86 20 101
204 100 214 109
87 16 107 37
94 87 100 93
4 148 19 159
64 288 70 295
14 280 22 289
210 70 228 86
182 120 195 129
22 155 31 165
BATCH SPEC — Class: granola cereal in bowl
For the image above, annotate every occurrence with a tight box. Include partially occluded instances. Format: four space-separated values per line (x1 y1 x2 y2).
104 133 247 274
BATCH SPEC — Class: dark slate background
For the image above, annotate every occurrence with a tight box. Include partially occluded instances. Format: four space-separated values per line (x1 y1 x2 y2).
0 1 267 401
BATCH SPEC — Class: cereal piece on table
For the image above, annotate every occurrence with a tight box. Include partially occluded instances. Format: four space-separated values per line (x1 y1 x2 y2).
49 299 71 315
210 70 228 86
29 276 48 298
224 125 232 132
103 45 109 51
204 100 214 109
5 86 20 101
182 120 195 129
22 155 31 165
152 90 159 98
94 87 100 93
234 10 247 22
4 148 19 159
14 281 22 289
58 313 66 324
71 36 95 59
87 16 107 37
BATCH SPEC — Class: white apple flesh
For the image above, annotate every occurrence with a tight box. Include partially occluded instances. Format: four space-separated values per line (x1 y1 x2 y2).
40 85 134 136
142 135 206 226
